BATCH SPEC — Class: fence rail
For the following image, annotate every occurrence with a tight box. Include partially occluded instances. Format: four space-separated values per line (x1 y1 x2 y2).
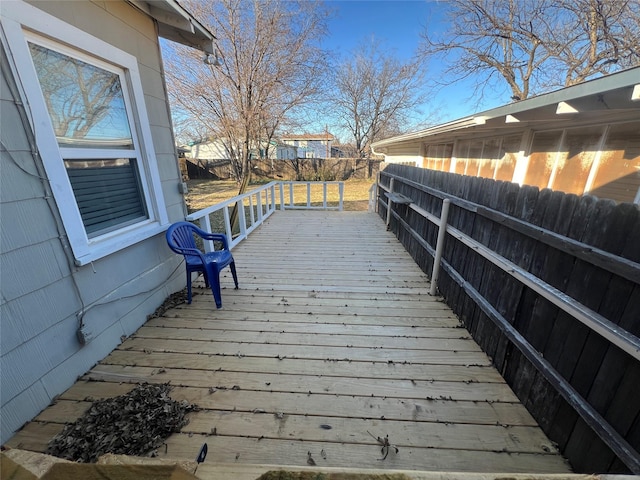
186 180 343 250
377 164 640 474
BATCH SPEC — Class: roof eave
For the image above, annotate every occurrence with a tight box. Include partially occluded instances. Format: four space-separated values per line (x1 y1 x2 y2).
372 67 640 150
128 0 215 54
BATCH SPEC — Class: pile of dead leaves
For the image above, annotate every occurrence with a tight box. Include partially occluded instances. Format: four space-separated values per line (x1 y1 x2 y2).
147 288 188 320
46 383 197 463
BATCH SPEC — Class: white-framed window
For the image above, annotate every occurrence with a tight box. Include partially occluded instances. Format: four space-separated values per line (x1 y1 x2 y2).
1 1 169 265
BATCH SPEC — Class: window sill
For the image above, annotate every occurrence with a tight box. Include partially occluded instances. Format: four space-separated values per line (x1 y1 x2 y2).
74 221 168 266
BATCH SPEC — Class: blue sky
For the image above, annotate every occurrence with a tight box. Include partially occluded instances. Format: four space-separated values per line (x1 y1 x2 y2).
321 0 507 128
323 0 429 62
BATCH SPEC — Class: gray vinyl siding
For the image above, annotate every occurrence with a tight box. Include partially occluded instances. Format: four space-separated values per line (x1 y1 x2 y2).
1 1 187 443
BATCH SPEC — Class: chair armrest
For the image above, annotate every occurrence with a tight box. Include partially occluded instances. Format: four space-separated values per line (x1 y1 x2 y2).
198 231 230 250
174 246 207 260
177 246 203 255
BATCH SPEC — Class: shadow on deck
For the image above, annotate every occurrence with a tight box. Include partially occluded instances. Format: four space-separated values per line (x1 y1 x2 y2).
6 211 571 477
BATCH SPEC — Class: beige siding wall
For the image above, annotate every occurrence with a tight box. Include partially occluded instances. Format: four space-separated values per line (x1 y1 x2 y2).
418 121 640 204
377 140 423 166
1 1 186 443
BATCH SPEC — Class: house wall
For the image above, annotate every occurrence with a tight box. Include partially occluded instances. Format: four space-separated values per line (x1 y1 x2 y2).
281 138 333 159
383 119 640 204
377 139 424 166
187 140 279 161
187 142 229 160
0 1 186 443
277 145 297 160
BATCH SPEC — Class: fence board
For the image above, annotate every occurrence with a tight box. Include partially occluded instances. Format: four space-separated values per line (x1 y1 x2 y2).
379 165 640 474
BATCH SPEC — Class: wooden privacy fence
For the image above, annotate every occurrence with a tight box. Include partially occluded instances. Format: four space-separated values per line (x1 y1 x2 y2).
376 164 640 474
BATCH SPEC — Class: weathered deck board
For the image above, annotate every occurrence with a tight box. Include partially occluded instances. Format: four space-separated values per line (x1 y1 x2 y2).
83 365 519 401
145 317 470 338
102 352 505 382
131 326 481 351
119 337 492 364
6 211 570 474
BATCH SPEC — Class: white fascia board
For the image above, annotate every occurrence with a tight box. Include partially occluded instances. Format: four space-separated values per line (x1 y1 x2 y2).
371 116 478 149
481 68 640 120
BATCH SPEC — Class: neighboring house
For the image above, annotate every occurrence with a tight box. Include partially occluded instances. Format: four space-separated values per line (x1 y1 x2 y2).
276 143 298 160
0 0 214 443
281 133 335 159
372 68 640 204
331 144 354 158
185 138 229 161
186 138 279 160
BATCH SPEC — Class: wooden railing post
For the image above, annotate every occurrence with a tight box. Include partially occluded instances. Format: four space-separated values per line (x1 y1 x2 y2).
201 215 214 253
289 182 294 208
429 198 450 296
375 172 380 213
323 183 328 209
279 182 285 211
385 178 395 227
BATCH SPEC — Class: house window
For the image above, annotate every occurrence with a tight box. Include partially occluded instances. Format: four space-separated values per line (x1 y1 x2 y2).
2 0 169 265
28 42 148 238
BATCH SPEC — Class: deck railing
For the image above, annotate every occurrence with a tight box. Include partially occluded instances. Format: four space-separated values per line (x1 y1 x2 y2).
186 180 343 250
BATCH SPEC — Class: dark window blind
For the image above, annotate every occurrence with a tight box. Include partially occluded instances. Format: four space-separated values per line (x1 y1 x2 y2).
65 159 148 237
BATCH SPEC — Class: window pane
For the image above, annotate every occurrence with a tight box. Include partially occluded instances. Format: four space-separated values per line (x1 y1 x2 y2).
65 159 147 237
28 43 133 148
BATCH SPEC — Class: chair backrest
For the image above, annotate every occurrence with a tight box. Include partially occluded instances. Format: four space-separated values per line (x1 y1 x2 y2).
166 222 203 262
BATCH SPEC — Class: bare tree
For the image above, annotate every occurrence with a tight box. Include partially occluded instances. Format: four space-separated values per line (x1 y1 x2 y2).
163 0 329 190
419 0 640 102
333 40 424 160
29 43 125 142
418 0 555 102
547 0 640 86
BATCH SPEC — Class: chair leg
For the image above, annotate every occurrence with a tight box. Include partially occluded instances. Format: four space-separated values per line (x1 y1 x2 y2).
211 275 223 309
186 271 193 304
230 261 239 289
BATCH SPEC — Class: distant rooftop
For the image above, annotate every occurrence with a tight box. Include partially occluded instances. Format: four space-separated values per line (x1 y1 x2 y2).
281 133 335 141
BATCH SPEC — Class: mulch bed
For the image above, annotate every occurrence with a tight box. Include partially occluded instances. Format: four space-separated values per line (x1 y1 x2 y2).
46 383 198 463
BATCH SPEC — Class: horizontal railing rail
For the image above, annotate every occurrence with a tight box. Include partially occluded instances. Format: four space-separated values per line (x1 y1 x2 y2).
377 166 640 474
279 181 344 211
378 177 640 359
185 180 343 250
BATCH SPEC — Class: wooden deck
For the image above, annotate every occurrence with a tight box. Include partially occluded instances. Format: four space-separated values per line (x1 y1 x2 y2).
7 210 571 477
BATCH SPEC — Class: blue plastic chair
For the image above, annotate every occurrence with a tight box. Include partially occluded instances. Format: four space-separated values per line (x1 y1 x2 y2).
166 222 238 308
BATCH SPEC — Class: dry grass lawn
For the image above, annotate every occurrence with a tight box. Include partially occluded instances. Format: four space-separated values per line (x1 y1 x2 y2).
186 178 375 213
